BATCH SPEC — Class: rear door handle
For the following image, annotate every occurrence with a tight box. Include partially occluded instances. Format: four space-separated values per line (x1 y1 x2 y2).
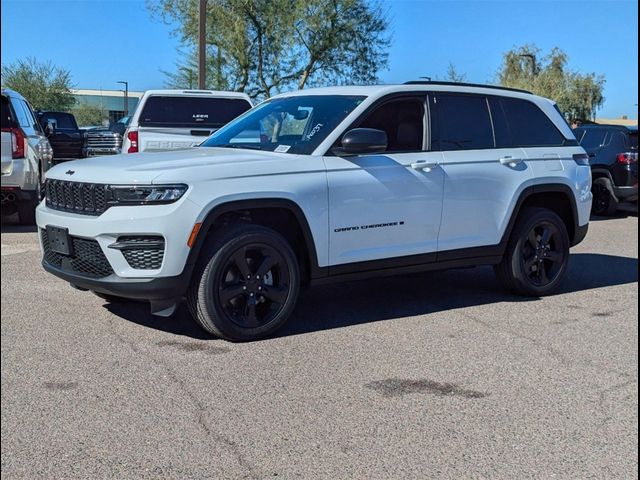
411 160 439 171
499 156 523 166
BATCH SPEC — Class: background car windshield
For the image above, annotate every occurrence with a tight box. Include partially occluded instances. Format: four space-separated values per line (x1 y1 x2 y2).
139 96 252 128
201 95 366 155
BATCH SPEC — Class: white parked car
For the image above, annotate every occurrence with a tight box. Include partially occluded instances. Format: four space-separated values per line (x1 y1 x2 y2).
121 89 252 154
36 82 592 341
2 88 53 224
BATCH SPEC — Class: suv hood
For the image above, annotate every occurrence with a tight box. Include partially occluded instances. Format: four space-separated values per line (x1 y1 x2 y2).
44 147 302 184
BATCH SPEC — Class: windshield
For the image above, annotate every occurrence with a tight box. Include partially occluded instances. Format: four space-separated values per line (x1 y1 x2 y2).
201 95 366 155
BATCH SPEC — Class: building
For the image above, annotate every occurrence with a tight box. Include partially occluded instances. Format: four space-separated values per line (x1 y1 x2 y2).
595 117 638 127
71 88 144 124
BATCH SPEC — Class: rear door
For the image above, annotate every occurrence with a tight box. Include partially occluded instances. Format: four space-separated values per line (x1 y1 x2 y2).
136 96 252 152
1 95 14 175
433 93 533 253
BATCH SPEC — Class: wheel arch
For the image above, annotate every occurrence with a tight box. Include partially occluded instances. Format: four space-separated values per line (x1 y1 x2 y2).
502 184 581 249
185 198 323 285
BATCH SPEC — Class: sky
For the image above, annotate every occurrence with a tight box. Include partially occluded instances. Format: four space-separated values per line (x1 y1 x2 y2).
1 0 638 119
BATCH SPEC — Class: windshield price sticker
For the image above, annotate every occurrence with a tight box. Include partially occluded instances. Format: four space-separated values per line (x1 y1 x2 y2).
274 145 291 153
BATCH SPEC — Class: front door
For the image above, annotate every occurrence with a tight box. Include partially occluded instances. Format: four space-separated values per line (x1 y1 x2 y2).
324 95 445 267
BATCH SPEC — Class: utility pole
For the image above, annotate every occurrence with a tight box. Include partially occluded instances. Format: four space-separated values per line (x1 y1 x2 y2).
198 0 207 89
117 80 128 116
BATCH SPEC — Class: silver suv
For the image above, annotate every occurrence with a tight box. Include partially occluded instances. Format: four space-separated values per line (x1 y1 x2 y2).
1 88 53 224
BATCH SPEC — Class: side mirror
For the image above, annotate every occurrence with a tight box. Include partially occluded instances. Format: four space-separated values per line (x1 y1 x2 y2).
337 128 387 155
44 121 55 137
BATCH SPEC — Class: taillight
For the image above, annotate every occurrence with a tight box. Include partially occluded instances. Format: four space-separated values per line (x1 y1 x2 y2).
127 130 139 153
573 153 590 166
616 152 638 165
1 127 26 159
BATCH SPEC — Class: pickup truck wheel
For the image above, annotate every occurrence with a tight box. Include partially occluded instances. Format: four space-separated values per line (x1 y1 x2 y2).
187 224 300 341
494 207 569 296
591 178 618 216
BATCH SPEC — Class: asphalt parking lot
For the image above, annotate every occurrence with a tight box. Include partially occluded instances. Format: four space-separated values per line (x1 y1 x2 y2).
1 210 638 479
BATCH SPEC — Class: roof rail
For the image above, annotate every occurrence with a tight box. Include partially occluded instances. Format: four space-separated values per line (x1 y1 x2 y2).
403 80 533 95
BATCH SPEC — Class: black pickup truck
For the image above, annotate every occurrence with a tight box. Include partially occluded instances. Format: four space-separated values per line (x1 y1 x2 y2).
38 111 86 162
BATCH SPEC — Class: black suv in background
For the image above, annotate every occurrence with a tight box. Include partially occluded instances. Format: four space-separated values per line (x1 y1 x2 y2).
573 124 638 215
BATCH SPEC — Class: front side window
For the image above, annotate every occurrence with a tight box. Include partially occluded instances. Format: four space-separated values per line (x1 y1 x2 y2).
42 113 77 130
353 97 425 153
431 94 494 151
201 95 366 155
139 96 252 128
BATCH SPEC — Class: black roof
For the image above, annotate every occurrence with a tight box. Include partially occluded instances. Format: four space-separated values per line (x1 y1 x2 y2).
403 80 533 95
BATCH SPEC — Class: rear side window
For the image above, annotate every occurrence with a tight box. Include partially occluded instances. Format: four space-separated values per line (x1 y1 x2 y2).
500 97 565 147
1 96 14 128
10 98 32 128
42 112 77 130
431 94 494 151
138 96 252 128
574 128 607 149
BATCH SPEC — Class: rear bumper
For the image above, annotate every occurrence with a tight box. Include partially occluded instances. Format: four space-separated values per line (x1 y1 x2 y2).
613 185 638 202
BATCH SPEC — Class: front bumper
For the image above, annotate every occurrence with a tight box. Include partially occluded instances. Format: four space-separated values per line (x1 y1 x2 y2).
36 195 203 281
42 260 190 301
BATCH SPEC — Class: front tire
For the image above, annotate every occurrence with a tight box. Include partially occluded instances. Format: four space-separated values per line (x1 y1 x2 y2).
187 224 300 341
494 207 570 296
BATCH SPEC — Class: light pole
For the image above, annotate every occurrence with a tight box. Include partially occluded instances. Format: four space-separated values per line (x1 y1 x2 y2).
117 80 128 116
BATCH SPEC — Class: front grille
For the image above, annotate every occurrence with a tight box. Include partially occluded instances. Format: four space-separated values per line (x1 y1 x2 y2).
45 179 109 215
86 131 122 154
117 236 165 270
41 230 114 278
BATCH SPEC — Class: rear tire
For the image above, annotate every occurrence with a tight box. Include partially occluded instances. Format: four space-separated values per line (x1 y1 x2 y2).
187 224 300 341
494 207 570 296
591 177 618 216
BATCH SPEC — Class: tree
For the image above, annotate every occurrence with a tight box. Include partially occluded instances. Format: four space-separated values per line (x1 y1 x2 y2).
71 102 107 127
445 62 466 82
498 44 605 122
149 0 391 98
1 57 76 111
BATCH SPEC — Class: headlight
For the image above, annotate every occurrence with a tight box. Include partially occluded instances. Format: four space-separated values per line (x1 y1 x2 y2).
106 184 188 205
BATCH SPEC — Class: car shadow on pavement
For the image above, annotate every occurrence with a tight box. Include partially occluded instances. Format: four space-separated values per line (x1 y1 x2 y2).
105 252 638 341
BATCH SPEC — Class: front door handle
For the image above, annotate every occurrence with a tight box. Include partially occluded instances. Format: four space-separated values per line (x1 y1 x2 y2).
411 160 439 171
499 156 523 167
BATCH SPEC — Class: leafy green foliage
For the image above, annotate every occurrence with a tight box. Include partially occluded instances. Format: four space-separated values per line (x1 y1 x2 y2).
498 45 605 122
71 102 107 127
1 57 76 111
149 0 391 98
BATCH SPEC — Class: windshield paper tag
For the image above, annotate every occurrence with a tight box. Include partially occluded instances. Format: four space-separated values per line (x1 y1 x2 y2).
274 145 291 153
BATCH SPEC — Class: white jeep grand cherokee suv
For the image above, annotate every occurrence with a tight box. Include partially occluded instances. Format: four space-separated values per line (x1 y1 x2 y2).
36 82 592 341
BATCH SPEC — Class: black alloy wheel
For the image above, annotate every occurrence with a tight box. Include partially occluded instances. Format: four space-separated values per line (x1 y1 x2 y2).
520 221 565 287
188 224 300 341
494 207 570 296
217 243 291 329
